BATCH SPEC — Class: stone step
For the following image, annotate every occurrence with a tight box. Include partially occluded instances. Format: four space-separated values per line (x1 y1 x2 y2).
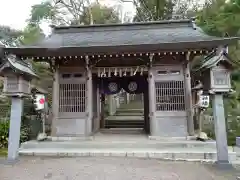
105 116 144 121
19 148 237 163
104 117 144 128
116 109 144 113
119 102 143 109
21 140 217 149
105 121 144 129
100 128 144 134
105 124 144 129
115 112 144 116
105 125 144 129
105 120 144 125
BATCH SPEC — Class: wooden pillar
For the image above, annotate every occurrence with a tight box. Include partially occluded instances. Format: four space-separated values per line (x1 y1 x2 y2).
184 52 194 136
148 54 157 136
51 67 59 136
100 94 105 129
96 86 100 130
144 84 150 134
86 57 93 135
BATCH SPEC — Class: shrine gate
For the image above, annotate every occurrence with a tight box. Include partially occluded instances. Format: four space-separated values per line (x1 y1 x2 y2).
3 19 238 138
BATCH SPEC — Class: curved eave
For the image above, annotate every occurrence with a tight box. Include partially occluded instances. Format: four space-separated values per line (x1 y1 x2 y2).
51 19 193 30
0 56 39 78
3 38 239 58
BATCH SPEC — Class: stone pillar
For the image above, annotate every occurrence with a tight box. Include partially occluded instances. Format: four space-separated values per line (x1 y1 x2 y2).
212 94 230 166
184 55 194 136
126 93 130 104
116 94 120 108
7 97 23 161
51 68 59 136
148 68 156 136
108 95 116 116
86 67 93 135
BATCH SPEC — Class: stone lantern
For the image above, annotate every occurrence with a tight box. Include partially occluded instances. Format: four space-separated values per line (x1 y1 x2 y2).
195 48 235 168
0 54 38 96
0 54 38 162
200 52 232 94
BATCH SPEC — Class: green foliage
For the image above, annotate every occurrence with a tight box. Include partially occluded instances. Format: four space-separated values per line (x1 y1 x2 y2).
0 121 9 148
0 148 7 156
195 0 240 64
20 125 30 143
19 24 45 45
196 0 240 36
0 120 30 148
133 0 174 21
195 0 240 145
226 112 240 146
0 25 22 46
133 0 199 22
77 3 120 25
30 1 56 24
28 0 120 25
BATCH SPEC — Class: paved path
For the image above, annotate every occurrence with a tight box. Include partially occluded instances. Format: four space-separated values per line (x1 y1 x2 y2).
0 157 239 180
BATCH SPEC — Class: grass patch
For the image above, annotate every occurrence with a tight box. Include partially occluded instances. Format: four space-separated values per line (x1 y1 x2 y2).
0 148 7 157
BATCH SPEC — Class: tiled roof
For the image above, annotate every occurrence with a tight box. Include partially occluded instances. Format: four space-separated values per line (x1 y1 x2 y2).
3 20 239 57
29 20 236 48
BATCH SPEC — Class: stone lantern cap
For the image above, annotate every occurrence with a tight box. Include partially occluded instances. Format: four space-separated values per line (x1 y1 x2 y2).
0 54 38 78
193 50 235 72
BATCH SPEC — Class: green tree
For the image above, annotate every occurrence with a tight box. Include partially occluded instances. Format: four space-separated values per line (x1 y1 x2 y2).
195 0 240 145
75 3 120 25
133 0 174 21
0 26 22 47
29 0 120 25
196 0 240 36
196 0 240 77
133 0 200 21
19 24 45 45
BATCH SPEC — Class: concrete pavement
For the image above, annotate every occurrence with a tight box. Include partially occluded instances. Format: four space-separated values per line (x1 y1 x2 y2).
0 157 239 180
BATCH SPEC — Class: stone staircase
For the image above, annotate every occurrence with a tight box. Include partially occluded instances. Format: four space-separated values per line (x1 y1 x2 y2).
19 135 237 163
104 100 144 129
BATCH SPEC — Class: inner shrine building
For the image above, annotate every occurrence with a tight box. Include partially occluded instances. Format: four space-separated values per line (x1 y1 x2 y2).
3 19 239 138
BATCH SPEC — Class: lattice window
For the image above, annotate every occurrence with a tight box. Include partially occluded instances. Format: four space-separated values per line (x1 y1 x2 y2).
155 81 185 111
59 83 86 112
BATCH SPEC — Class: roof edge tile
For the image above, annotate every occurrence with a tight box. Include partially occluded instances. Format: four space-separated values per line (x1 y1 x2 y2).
51 19 192 30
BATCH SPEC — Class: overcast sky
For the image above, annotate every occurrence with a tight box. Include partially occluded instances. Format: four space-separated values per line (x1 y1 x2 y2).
0 0 42 30
0 0 135 34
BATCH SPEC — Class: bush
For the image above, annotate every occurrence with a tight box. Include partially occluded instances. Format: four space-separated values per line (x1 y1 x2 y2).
0 120 9 148
0 119 30 148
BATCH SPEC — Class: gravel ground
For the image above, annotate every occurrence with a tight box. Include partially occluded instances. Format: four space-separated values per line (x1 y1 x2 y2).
0 157 239 180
